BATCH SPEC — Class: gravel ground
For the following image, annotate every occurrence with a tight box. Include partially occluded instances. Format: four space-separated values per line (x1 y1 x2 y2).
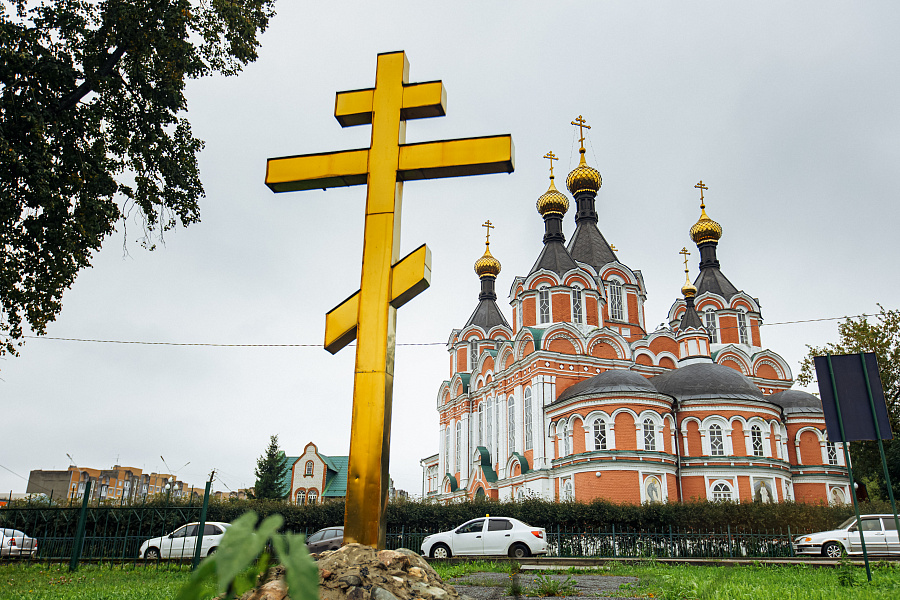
446 571 643 600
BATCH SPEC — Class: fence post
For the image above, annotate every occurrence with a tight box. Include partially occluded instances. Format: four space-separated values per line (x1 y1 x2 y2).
787 526 794 557
612 524 617 558
69 481 92 572
727 524 733 558
192 479 213 570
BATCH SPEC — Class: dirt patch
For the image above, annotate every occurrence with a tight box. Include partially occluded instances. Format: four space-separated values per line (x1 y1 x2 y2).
446 572 643 600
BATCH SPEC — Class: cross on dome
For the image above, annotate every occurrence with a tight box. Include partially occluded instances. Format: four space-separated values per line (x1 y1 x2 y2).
571 115 591 152
694 180 708 207
482 219 494 244
543 151 558 176
679 246 691 272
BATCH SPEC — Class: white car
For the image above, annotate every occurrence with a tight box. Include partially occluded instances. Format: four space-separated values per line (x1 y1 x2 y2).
421 517 547 559
793 514 900 558
0 528 37 558
140 522 231 559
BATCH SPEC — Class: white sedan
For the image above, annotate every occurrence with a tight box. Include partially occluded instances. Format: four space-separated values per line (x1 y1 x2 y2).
140 522 230 559
0 528 37 558
421 517 547 559
793 514 900 558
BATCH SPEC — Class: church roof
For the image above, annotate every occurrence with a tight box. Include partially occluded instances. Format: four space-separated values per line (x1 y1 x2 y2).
528 241 579 276
465 298 510 330
694 266 739 300
322 455 349 497
650 362 765 402
680 303 705 330
766 389 824 414
567 223 618 272
554 369 657 404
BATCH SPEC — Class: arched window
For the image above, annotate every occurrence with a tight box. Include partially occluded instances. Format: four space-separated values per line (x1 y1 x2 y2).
704 308 718 343
469 339 478 370
508 400 516 453
643 418 656 451
455 421 462 471
709 424 725 456
478 404 484 448
826 441 839 465
307 490 318 504
572 287 583 324
737 310 749 344
562 479 573 501
539 287 550 324
516 487 525 501
486 399 493 456
296 490 305 504
711 482 732 501
524 388 533 451
560 422 570 456
443 425 450 471
608 280 624 321
305 461 314 476
517 301 523 330
593 419 607 450
751 425 764 457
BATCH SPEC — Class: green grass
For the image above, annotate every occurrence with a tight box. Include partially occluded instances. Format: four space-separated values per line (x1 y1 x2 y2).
0 563 205 600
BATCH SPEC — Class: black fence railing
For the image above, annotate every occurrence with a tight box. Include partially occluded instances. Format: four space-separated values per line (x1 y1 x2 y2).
1 504 798 564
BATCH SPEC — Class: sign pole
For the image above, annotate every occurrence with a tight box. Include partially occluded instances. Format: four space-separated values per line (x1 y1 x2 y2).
826 353 871 580
858 353 900 537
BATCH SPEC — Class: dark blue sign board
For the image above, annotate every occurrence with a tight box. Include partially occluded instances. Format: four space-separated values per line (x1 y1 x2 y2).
814 353 893 442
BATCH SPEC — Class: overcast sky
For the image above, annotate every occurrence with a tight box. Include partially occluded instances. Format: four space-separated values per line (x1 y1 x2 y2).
3 1 899 498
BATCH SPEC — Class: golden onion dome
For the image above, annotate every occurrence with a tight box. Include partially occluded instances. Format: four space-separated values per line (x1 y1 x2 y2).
690 203 723 245
565 151 602 196
474 243 501 278
536 176 569 217
681 280 697 298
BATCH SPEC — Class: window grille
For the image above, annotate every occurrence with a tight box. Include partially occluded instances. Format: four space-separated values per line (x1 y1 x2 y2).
737 311 749 344
593 420 607 450
751 425 764 457
709 424 725 456
486 399 493 456
307 490 317 504
705 309 718 343
563 479 573 500
561 422 570 456
478 404 484 448
609 280 624 321
296 490 305 504
508 400 515 453
572 288 583 324
643 419 656 451
539 288 550 323
712 482 732 501
444 426 450 471
470 340 478 370
524 388 533 450
827 442 839 465
305 461 314 475
455 421 461 471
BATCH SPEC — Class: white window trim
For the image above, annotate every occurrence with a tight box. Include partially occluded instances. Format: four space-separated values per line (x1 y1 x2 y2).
737 309 749 345
538 286 551 324
524 387 533 451
710 479 735 502
704 308 718 344
571 286 584 325
607 279 625 322
703 420 733 456
638 415 662 452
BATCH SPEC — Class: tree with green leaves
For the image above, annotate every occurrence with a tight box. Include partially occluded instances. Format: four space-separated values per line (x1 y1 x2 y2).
254 434 289 500
797 304 900 501
0 0 276 356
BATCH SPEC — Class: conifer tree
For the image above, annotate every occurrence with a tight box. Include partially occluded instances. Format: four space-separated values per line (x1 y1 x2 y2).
254 435 289 500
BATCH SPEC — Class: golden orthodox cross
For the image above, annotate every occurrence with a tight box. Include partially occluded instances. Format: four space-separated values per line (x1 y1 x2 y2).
694 180 708 206
543 151 558 176
571 115 591 149
482 220 494 244
679 246 691 274
265 51 513 549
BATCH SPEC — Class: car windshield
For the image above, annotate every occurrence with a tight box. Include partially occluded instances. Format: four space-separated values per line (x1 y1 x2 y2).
838 517 857 529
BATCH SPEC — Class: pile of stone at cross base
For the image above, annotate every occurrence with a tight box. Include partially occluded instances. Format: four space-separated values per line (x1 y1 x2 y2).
237 544 473 600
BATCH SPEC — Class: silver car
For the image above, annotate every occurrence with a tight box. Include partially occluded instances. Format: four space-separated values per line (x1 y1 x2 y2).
140 522 231 559
421 517 547 559
793 514 900 558
0 528 37 558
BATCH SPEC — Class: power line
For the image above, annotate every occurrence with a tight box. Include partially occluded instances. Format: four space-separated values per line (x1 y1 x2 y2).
19 311 885 349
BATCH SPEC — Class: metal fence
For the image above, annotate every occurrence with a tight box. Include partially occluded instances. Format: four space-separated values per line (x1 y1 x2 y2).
1 503 796 566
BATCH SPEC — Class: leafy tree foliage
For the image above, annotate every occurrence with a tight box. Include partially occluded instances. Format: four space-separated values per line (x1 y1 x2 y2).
0 0 275 356
797 305 900 501
254 434 289 500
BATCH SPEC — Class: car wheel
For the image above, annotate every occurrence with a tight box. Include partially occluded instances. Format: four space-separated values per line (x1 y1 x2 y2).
822 542 843 558
145 547 161 560
509 543 530 559
431 543 451 559
207 547 218 557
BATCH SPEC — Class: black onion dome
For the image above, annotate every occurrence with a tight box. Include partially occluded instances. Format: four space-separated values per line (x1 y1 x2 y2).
767 390 823 414
650 362 764 402
554 369 657 405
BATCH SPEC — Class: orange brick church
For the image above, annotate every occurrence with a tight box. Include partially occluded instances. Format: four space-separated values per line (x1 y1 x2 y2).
421 131 848 506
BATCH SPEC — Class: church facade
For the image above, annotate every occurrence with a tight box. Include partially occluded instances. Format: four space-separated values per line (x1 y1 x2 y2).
421 130 849 506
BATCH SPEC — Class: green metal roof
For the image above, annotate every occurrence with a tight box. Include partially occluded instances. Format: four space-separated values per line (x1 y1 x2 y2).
512 452 530 474
280 456 300 497
475 446 497 482
457 373 471 394
445 473 459 492
525 327 545 351
321 455 349 497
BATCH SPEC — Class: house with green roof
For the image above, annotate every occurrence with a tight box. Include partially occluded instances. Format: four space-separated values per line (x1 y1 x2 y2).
285 442 349 504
